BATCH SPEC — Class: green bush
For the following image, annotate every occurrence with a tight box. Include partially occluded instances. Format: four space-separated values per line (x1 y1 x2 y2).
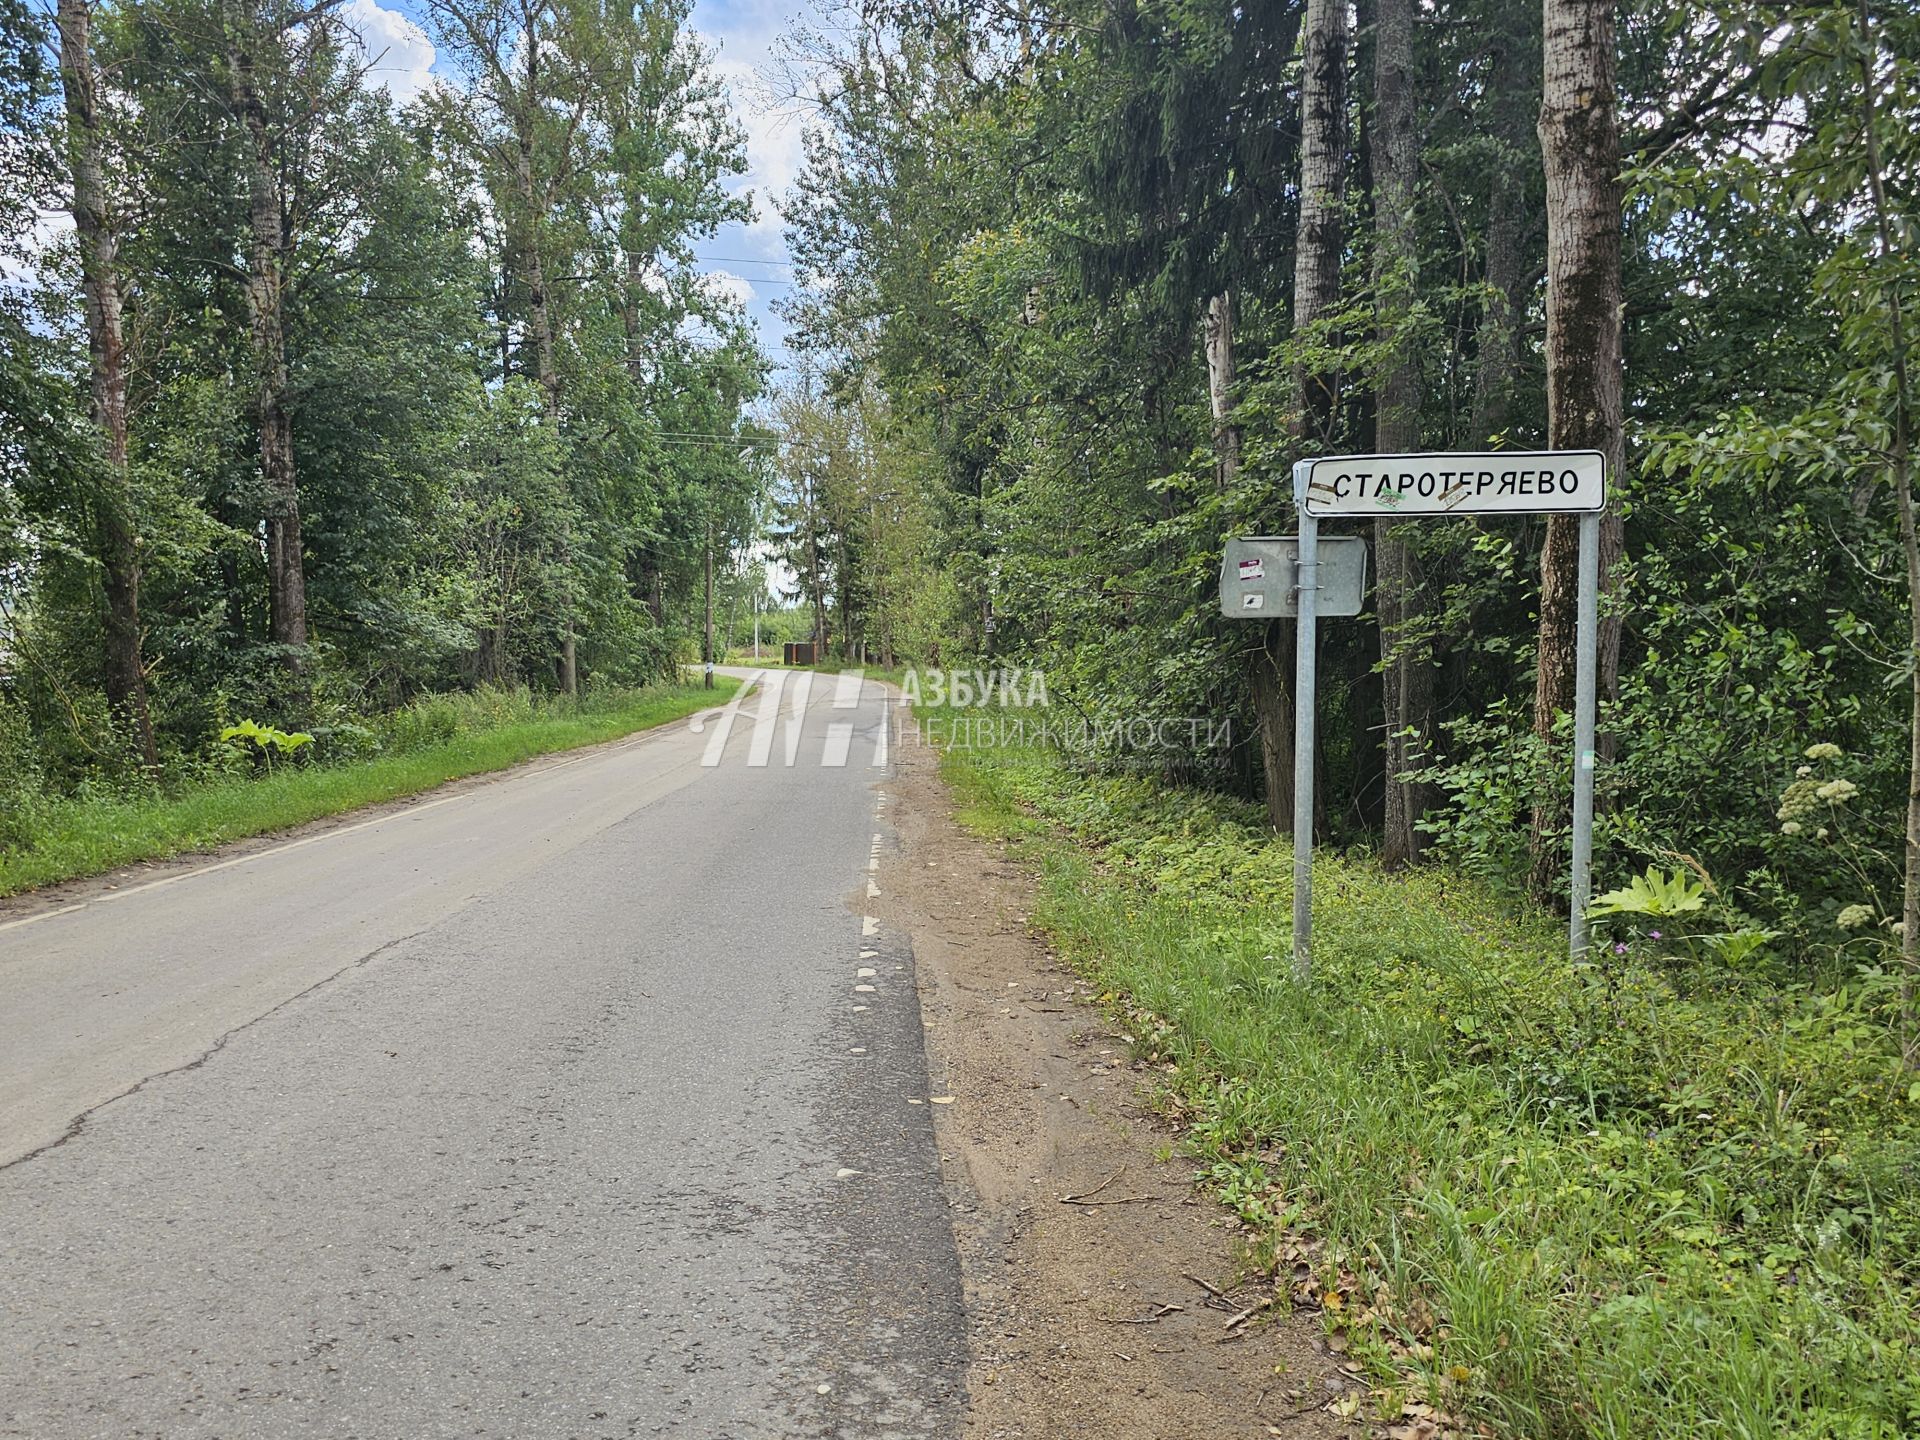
936 719 1920 1440
0 696 49 855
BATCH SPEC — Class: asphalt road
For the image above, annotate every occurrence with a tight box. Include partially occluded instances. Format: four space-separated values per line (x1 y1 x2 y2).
0 668 966 1439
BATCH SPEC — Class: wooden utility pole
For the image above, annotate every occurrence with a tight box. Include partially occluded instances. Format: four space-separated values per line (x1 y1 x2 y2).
56 0 157 767
704 522 715 688
1530 0 1626 900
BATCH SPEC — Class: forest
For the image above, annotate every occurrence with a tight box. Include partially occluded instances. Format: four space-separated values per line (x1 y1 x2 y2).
0 0 765 856
771 0 1919 998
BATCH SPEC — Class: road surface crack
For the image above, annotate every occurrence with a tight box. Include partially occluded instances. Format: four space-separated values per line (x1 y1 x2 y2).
0 927 430 1175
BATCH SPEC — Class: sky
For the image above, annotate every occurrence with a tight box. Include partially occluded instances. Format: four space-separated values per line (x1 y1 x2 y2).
348 0 814 375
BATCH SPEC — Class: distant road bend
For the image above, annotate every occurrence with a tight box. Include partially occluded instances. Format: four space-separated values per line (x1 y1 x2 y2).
0 667 966 1439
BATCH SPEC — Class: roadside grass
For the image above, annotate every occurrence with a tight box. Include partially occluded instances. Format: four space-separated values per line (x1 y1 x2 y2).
928 715 1920 1440
0 678 737 899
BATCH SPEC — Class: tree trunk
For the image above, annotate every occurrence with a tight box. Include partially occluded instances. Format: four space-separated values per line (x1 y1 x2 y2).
1250 628 1297 827
1371 0 1430 867
1293 0 1350 449
1204 291 1242 492
621 247 650 384
1528 0 1627 901
225 4 308 670
1856 0 1919 1068
510 46 561 423
56 0 157 767
1204 289 1296 828
1472 173 1527 443
1470 10 1541 445
1260 0 1349 838
508 47 573 692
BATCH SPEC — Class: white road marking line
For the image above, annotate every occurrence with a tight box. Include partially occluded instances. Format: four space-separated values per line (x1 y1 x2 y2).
862 916 879 936
0 780 475 935
867 880 880 897
870 696 889 768
833 669 864 707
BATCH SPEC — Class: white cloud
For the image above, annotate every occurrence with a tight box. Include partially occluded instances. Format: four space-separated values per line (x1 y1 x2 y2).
700 269 757 308
1 208 73 289
343 0 438 109
698 24 815 243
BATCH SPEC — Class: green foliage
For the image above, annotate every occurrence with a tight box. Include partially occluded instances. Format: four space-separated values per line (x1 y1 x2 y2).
936 713 1920 1440
1587 865 1708 920
2 0 768 830
0 679 733 895
0 696 51 856
218 719 315 766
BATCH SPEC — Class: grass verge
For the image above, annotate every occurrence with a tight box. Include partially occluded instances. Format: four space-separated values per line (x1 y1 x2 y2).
0 678 737 899
929 714 1920 1440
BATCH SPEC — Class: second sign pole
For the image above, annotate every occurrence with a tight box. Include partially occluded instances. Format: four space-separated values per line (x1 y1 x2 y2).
1291 459 1318 980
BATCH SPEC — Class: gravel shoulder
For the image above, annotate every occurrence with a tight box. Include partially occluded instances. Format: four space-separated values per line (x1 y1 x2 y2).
876 733 1352 1439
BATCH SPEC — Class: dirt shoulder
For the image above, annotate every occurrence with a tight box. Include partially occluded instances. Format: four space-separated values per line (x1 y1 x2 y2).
875 733 1355 1439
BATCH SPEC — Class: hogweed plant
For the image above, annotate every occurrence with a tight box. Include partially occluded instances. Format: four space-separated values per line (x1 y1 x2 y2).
1775 743 1901 954
218 719 315 776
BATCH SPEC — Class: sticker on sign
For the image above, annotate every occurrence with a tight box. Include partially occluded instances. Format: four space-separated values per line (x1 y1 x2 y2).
1302 450 1605 517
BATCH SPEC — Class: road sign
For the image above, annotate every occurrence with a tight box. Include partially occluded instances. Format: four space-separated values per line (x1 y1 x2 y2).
1219 537 1367 618
1285 452 1606 981
1302 450 1605 517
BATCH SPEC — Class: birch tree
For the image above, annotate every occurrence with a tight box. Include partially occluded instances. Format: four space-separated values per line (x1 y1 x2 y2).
217 0 360 675
55 0 156 761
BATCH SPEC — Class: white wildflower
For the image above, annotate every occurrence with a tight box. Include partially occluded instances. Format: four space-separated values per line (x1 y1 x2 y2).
1795 765 1813 779
1780 821 1803 836
1816 779 1859 803
1836 903 1873 931
1804 742 1844 761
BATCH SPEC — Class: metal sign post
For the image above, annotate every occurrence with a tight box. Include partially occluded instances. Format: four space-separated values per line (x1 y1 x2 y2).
1569 510 1601 957
1225 450 1606 978
1290 461 1318 979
